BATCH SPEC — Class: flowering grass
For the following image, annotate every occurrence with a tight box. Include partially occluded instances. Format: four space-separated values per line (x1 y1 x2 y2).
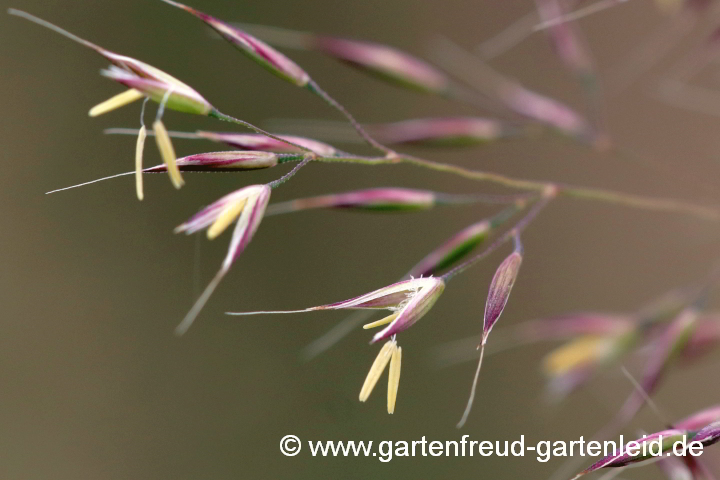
9 1 720 477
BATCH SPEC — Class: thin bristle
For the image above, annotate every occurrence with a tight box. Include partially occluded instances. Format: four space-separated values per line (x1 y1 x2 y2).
175 269 226 336
7 9 101 51
225 308 319 316
45 171 135 194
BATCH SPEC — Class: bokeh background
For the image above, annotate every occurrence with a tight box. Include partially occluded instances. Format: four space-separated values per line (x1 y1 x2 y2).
2 0 720 478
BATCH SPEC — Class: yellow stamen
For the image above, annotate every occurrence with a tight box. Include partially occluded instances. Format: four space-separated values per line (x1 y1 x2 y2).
543 335 610 376
359 341 395 402
363 311 400 329
207 198 247 240
387 345 402 414
153 120 184 189
135 125 147 200
89 89 144 117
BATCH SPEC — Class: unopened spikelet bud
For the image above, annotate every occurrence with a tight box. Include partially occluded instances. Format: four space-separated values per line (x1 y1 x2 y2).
683 314 720 358
368 117 512 146
675 405 720 431
153 120 184 189
310 36 451 94
534 0 595 80
409 221 491 278
194 131 337 156
160 0 311 87
693 420 720 447
570 429 692 480
408 203 523 278
501 84 593 141
515 313 634 342
483 237 523 342
359 340 395 402
267 188 437 215
143 151 279 172
235 23 451 94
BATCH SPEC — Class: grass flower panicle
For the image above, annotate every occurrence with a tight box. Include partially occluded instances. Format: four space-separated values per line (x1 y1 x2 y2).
12 1 720 456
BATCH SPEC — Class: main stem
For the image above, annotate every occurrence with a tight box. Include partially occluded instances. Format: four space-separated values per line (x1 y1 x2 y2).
209 111 719 221
318 153 720 221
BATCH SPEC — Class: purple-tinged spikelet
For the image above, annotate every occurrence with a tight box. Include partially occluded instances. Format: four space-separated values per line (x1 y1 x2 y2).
311 36 451 94
674 405 720 431
692 421 720 446
371 278 445 343
682 314 720 359
515 313 634 342
570 429 692 479
457 235 524 428
144 151 279 172
101 67 212 116
234 24 452 94
483 243 523 342
7 10 213 117
367 117 512 146
160 0 311 87
174 185 271 335
266 188 437 215
501 85 592 140
534 0 595 80
408 221 492 278
194 131 337 156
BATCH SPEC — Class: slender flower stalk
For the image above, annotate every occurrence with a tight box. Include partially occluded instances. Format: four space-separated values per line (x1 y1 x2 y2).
456 234 525 428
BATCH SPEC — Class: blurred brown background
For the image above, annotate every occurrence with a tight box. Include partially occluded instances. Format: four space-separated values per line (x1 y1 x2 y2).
2 0 720 478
